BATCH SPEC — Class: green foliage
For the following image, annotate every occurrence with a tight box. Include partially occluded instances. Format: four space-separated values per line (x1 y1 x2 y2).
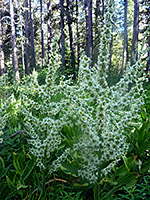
46 183 83 200
114 175 150 199
0 133 36 199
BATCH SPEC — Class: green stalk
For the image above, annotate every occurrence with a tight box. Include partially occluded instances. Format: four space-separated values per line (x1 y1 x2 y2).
94 145 102 200
41 168 45 198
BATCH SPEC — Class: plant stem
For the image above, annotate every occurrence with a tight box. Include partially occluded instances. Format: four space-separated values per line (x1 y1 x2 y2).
94 147 102 200
41 169 45 197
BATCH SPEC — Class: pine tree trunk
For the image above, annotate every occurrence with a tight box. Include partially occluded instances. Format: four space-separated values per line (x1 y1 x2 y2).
60 0 65 72
66 0 76 79
121 0 128 75
47 0 52 60
10 0 20 80
76 0 80 71
0 0 5 76
29 0 36 70
93 0 101 64
95 0 100 31
18 1 25 77
131 0 139 65
40 0 45 67
25 0 30 75
85 0 93 61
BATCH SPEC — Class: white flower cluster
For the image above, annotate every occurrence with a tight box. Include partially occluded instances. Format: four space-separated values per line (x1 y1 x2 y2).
15 0 147 184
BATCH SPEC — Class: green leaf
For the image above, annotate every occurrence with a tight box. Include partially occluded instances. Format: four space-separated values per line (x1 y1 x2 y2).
73 183 89 187
101 172 136 200
141 112 147 120
13 153 24 176
122 156 134 172
116 172 136 188
22 158 35 181
141 160 150 174
6 176 15 188
0 157 5 178
115 164 128 176
61 161 78 177
122 155 130 171
17 180 28 190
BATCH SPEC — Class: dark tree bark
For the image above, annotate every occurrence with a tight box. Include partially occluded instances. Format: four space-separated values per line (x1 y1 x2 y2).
76 0 80 71
0 0 5 76
40 0 45 67
60 0 65 72
121 0 128 75
10 0 20 80
95 0 100 28
66 0 76 79
18 1 25 77
29 0 36 70
93 0 101 64
131 0 139 65
25 0 30 75
47 0 52 60
85 0 93 61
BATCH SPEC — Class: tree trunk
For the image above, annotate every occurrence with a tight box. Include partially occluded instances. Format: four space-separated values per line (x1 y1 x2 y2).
0 0 5 76
93 0 101 64
60 0 65 72
25 0 30 75
76 0 80 71
95 0 100 30
85 0 93 61
131 0 139 65
40 0 45 67
17 1 25 78
66 0 76 79
29 0 36 70
10 0 20 80
121 0 128 75
47 0 52 60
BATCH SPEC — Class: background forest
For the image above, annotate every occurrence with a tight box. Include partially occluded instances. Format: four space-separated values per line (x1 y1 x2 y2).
0 0 150 200
0 0 149 79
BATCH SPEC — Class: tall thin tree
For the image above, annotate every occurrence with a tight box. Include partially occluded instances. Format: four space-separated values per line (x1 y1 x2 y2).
47 0 52 60
66 0 76 79
0 0 5 76
18 1 25 77
93 0 101 64
121 0 128 75
40 0 45 66
76 0 80 71
131 0 139 65
10 0 20 80
85 0 93 61
29 0 36 70
60 0 65 72
25 0 30 75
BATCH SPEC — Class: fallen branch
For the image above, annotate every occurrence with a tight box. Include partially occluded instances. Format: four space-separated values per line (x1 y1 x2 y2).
6 130 32 140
